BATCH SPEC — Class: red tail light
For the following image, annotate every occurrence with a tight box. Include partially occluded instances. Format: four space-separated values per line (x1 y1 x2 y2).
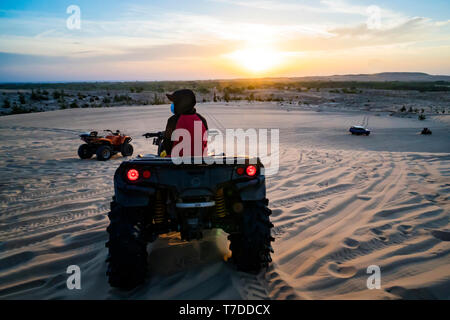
236 167 244 175
142 170 151 179
127 169 139 181
246 165 257 176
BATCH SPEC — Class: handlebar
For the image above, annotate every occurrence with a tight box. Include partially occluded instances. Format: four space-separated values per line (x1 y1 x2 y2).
143 131 165 139
105 129 121 135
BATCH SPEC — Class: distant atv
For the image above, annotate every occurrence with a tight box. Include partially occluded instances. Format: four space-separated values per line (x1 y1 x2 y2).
78 130 133 161
105 131 274 289
349 125 370 136
421 128 432 135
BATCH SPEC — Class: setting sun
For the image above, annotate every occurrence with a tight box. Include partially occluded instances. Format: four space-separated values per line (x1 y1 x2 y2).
227 47 284 73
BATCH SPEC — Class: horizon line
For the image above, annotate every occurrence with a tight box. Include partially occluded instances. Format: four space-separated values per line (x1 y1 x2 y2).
1 71 450 85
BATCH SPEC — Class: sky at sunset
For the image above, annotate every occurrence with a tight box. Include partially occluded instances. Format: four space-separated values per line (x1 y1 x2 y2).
0 0 449 82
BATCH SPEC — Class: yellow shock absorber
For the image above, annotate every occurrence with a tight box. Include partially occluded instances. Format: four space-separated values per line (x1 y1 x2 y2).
215 188 228 218
154 190 165 224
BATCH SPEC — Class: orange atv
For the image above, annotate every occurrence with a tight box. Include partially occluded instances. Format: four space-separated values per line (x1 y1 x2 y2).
78 130 133 161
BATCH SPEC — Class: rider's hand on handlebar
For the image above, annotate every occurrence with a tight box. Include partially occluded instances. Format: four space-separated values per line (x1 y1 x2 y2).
143 131 164 139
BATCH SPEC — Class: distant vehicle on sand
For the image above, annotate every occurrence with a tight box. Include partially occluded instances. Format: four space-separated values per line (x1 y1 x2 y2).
78 129 133 161
421 128 432 135
349 125 371 136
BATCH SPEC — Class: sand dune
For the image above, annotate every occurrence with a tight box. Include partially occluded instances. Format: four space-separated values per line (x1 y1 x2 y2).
0 103 448 299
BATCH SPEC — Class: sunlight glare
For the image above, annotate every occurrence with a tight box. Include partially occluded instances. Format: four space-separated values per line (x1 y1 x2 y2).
227 47 283 73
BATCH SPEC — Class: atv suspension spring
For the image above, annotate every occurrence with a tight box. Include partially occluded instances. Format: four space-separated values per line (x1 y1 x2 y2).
153 191 165 224
215 188 228 218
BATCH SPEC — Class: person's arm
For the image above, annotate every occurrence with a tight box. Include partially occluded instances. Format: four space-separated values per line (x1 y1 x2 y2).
162 115 179 155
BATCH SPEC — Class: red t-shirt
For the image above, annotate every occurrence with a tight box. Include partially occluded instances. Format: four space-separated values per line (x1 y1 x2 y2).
172 114 207 157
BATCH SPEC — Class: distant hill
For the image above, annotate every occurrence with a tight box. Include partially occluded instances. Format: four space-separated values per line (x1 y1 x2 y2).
289 72 450 82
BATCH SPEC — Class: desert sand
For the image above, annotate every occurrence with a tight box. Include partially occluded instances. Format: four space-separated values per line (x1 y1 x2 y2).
0 102 449 299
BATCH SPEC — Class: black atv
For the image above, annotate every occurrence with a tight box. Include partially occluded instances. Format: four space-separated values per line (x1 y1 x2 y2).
105 131 274 289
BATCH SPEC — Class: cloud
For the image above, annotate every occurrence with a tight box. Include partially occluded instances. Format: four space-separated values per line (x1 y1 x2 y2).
0 2 449 80
211 0 400 18
329 16 445 43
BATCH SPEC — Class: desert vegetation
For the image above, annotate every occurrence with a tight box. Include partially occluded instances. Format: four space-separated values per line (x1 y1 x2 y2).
0 78 449 116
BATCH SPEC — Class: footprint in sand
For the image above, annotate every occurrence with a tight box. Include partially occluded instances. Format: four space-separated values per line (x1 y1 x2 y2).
431 230 450 241
397 224 412 234
343 237 360 249
270 209 283 217
370 228 384 236
327 262 357 278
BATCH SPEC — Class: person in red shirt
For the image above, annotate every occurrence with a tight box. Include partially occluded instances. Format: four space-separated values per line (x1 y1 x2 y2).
162 89 208 157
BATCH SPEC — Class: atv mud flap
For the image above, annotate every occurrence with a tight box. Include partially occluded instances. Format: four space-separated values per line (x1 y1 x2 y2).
235 176 266 201
114 179 155 207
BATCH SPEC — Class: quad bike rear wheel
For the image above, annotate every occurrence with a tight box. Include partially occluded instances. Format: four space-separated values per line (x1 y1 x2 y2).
121 143 134 157
106 202 148 289
77 144 93 159
228 199 274 273
96 145 112 161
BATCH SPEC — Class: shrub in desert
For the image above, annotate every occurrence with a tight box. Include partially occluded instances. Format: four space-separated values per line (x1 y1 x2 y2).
53 90 61 99
19 93 26 104
3 98 10 108
58 95 65 104
342 87 357 94
223 92 230 102
408 106 413 113
31 90 40 101
31 89 48 101
418 114 426 120
11 105 31 114
400 106 406 112
69 101 79 108
197 86 210 94
151 93 164 105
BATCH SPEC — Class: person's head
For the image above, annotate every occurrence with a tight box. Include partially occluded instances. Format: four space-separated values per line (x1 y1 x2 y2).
166 89 196 115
